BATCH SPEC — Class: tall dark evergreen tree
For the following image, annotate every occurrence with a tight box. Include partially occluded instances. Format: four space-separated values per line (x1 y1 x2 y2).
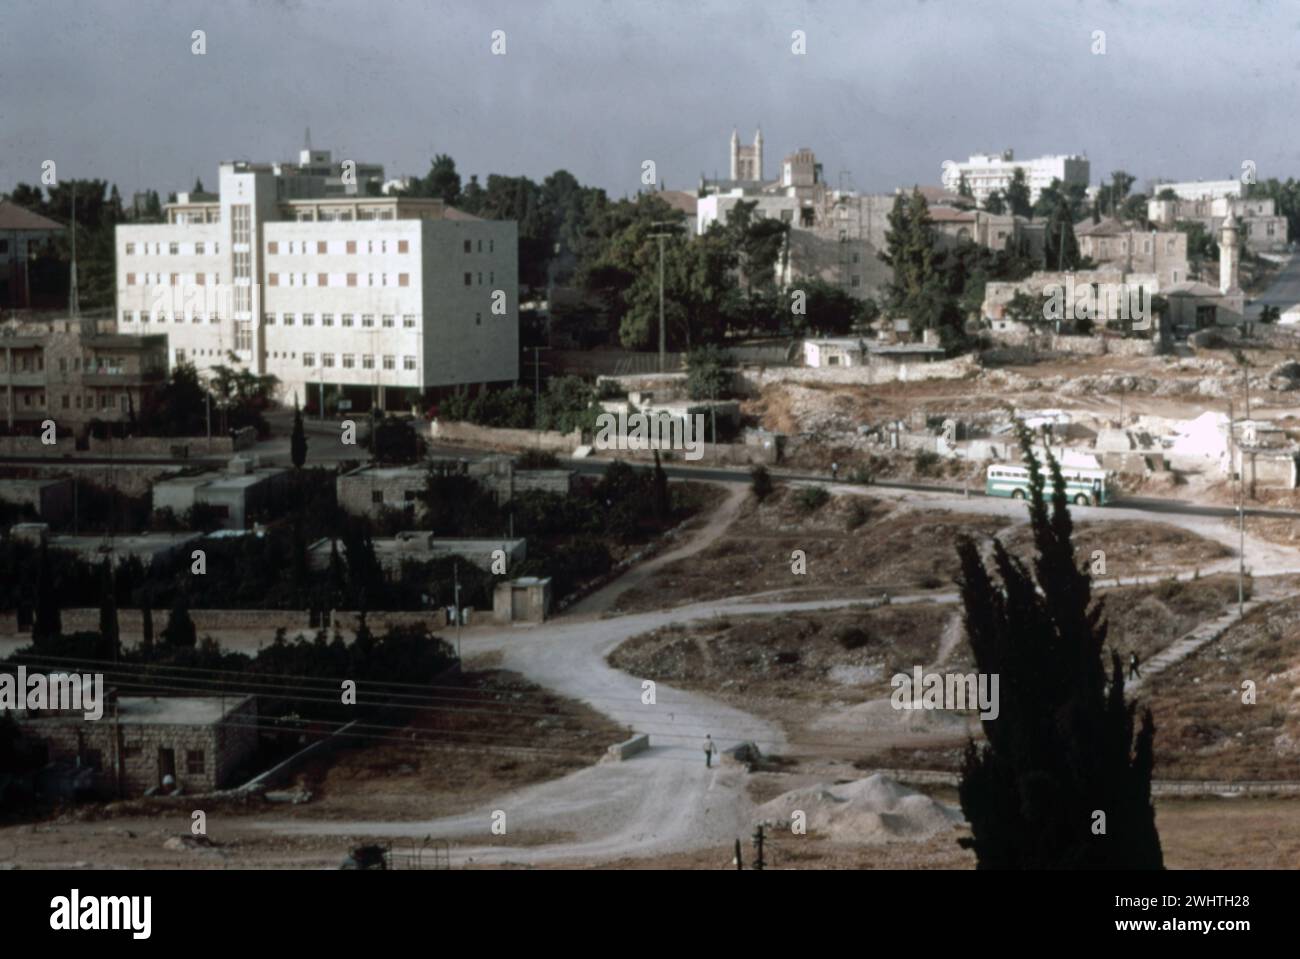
652 450 670 521
98 560 120 660
954 424 1162 869
31 544 61 643
141 589 155 654
162 594 197 648
291 396 308 469
1005 167 1032 218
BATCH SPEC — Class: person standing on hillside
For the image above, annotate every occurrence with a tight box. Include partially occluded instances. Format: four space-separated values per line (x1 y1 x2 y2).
704 734 717 768
1129 651 1141 680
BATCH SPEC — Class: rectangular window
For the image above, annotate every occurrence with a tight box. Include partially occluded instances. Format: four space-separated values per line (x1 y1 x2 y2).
268 273 278 286
303 353 315 367
234 321 252 351
267 241 278 254
318 240 327 254
402 315 415 328
398 240 409 253
125 242 135 255
318 273 328 286
323 353 335 368
382 315 394 327
361 314 374 327
342 354 355 369
186 750 205 775
464 273 472 286
403 356 416 370
264 313 275 325
347 273 356 287
195 242 205 255
399 273 409 287
346 241 356 254
383 355 395 370
362 355 374 369
464 240 471 253
232 204 251 245
322 313 334 327
372 490 384 504
126 273 135 286
342 314 354 327
169 242 179 255
302 313 314 326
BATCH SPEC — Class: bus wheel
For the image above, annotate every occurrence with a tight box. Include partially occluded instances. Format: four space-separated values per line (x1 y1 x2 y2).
1074 493 1089 506
1011 489 1026 500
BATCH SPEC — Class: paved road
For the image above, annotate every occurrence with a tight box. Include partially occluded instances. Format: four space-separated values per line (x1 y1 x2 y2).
1246 252 1300 318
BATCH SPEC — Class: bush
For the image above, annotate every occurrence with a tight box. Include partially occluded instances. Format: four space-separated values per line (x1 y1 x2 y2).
515 449 560 470
846 500 870 531
795 485 830 513
913 450 941 476
750 465 774 501
835 626 871 650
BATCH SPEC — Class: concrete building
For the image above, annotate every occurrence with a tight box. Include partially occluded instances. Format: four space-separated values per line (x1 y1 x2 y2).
494 576 552 623
1075 219 1189 287
337 458 575 521
1153 179 1244 202
940 150 1090 205
308 532 526 575
151 457 290 529
0 316 168 432
17 692 257 796
1163 217 1247 336
0 477 74 522
10 524 203 566
114 152 519 414
982 269 1160 336
0 201 64 311
1147 192 1288 253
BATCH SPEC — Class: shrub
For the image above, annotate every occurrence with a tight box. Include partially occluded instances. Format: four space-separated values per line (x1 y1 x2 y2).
750 465 774 501
795 485 830 513
836 626 871 650
846 500 870 531
914 450 941 476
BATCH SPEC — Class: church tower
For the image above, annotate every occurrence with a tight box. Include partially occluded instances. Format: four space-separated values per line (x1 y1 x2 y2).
729 128 740 180
1220 213 1240 293
729 127 764 182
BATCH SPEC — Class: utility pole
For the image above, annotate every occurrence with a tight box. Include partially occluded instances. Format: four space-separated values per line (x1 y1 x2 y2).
733 838 744 870
751 824 766 871
453 561 462 661
649 222 679 373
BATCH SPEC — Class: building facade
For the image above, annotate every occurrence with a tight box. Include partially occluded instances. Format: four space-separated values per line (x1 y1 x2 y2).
115 157 519 412
0 316 167 432
941 150 1091 204
1075 219 1190 287
1147 192 1288 253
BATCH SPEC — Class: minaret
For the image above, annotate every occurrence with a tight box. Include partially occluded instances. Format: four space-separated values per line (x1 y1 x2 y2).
68 184 80 320
754 127 763 182
1219 213 1240 293
729 128 740 180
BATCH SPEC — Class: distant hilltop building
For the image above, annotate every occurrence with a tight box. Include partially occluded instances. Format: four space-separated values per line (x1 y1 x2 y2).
730 127 764 182
940 150 1091 205
114 145 518 413
1147 183 1287 253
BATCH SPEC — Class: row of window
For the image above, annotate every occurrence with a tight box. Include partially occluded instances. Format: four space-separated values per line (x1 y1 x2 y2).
300 353 417 370
124 241 222 256
268 272 410 287
0 392 131 411
124 311 220 325
269 239 410 255
264 313 417 328
126 273 222 286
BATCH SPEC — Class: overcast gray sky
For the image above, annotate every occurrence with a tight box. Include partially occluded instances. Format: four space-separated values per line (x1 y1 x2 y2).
3 0 1298 201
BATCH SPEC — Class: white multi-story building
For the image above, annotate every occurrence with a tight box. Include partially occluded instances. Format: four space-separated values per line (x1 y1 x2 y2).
941 150 1090 205
115 159 518 412
1151 179 1243 202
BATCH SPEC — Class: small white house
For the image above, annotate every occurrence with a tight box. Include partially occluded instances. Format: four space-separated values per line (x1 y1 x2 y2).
803 337 865 368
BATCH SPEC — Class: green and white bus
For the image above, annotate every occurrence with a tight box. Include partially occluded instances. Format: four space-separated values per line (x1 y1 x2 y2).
985 463 1115 506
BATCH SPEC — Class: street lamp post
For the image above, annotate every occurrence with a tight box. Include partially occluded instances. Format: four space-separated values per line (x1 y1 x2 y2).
649 222 680 373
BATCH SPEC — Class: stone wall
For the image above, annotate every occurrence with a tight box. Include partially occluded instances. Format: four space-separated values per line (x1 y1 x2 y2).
0 436 77 457
739 354 979 389
431 420 583 454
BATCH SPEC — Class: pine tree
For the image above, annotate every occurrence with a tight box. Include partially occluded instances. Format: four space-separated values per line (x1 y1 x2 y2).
1005 167 1032 218
954 423 1162 869
31 544 61 643
291 395 308 469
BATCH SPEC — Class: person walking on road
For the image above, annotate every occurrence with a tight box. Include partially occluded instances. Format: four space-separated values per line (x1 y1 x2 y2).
831 462 839 482
1129 651 1141 680
704 734 716 768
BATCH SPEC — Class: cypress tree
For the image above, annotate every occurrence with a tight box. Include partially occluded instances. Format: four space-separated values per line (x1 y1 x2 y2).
98 560 120 660
162 594 197 648
652 450 670 522
31 544 61 643
954 423 1162 868
291 395 308 469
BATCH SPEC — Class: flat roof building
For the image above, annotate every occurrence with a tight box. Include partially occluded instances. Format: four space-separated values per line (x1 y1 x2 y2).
940 150 1090 205
115 151 519 413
